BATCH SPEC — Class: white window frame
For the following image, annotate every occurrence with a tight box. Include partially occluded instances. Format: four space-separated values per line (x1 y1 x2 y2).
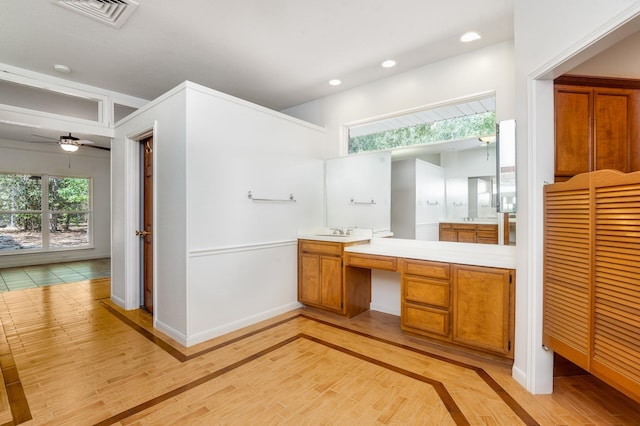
0 173 94 254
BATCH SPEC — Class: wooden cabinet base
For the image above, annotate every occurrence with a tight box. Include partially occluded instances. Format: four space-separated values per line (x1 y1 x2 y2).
400 259 514 359
298 240 371 318
439 222 498 244
301 240 515 360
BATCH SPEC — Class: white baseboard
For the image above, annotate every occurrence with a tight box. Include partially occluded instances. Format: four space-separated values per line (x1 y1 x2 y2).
512 364 528 389
155 319 188 346
370 304 400 317
185 302 303 347
110 294 126 309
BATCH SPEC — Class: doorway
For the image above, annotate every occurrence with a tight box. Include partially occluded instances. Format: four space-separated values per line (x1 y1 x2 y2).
138 136 154 313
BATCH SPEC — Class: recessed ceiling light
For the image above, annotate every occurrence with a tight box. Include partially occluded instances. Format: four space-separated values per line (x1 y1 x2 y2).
460 31 481 43
329 79 342 86
54 64 71 73
381 59 396 68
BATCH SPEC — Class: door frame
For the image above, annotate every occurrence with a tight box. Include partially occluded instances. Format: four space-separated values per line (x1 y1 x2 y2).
122 124 156 317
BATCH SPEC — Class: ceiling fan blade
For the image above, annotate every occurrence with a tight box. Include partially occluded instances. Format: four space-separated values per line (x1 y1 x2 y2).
32 133 59 142
82 144 110 151
27 140 57 145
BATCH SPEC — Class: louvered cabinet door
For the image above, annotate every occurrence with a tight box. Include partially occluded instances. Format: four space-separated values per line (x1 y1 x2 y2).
592 183 640 396
543 184 592 370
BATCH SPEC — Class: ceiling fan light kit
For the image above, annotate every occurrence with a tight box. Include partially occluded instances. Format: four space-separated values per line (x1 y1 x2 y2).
31 132 110 152
59 133 81 152
59 141 80 152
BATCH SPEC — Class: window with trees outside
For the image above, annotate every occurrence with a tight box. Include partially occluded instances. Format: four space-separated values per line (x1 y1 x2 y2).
0 173 91 252
348 97 496 154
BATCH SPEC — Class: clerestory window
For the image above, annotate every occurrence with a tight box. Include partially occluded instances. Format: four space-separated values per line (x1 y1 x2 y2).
348 96 496 154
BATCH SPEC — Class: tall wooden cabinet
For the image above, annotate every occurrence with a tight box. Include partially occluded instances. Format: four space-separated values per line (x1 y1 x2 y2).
544 170 640 404
554 76 640 180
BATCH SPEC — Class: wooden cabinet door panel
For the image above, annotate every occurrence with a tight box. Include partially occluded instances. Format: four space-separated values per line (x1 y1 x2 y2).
452 265 513 356
555 86 592 177
543 183 591 369
593 89 632 172
439 228 457 242
592 182 640 391
320 256 342 311
457 229 477 243
299 253 321 305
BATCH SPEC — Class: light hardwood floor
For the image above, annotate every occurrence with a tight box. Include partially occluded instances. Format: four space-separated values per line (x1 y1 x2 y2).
0 279 638 425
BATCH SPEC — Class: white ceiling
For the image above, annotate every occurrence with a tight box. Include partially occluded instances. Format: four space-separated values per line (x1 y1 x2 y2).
0 0 514 112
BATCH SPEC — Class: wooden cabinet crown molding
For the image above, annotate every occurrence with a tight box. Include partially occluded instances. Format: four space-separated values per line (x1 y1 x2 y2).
555 74 640 90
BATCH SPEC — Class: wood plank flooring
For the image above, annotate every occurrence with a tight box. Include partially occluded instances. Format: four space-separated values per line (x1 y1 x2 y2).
0 279 638 425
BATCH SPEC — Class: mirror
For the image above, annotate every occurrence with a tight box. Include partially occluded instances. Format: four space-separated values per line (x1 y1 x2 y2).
496 119 516 213
468 175 496 218
325 140 513 243
325 151 391 233
328 93 516 244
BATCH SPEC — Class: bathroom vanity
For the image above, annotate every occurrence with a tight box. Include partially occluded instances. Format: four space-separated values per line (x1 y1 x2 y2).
298 235 516 359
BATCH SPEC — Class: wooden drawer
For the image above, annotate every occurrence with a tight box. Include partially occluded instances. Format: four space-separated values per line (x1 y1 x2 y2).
439 223 453 229
477 225 498 244
403 276 449 308
402 303 449 336
299 240 342 256
452 223 476 230
402 259 450 280
477 236 498 244
344 253 397 271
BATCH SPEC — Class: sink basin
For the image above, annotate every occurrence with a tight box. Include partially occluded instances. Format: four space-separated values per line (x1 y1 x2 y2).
314 233 352 237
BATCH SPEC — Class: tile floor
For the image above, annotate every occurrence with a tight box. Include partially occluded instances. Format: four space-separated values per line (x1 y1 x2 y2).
0 258 110 292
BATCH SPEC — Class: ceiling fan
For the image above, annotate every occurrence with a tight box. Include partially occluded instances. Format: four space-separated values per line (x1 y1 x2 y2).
31 133 110 152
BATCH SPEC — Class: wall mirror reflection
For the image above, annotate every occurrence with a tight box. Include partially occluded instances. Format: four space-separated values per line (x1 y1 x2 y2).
327 93 516 245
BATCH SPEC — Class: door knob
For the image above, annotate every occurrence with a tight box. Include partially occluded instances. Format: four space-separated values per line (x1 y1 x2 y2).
135 230 151 237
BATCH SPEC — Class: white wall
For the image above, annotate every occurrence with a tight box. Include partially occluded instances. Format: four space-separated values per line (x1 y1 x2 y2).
513 0 640 395
0 139 110 267
113 82 326 346
184 84 325 345
282 41 516 158
112 85 189 339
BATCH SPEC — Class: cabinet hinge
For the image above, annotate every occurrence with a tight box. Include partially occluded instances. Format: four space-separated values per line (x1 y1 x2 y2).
508 341 512 351
509 273 513 284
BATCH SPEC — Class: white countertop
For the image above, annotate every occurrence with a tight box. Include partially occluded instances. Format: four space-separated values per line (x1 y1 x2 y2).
344 237 516 269
440 218 499 225
297 228 375 244
297 234 371 243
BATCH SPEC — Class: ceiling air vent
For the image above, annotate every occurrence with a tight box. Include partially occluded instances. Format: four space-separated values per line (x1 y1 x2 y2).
51 0 139 28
